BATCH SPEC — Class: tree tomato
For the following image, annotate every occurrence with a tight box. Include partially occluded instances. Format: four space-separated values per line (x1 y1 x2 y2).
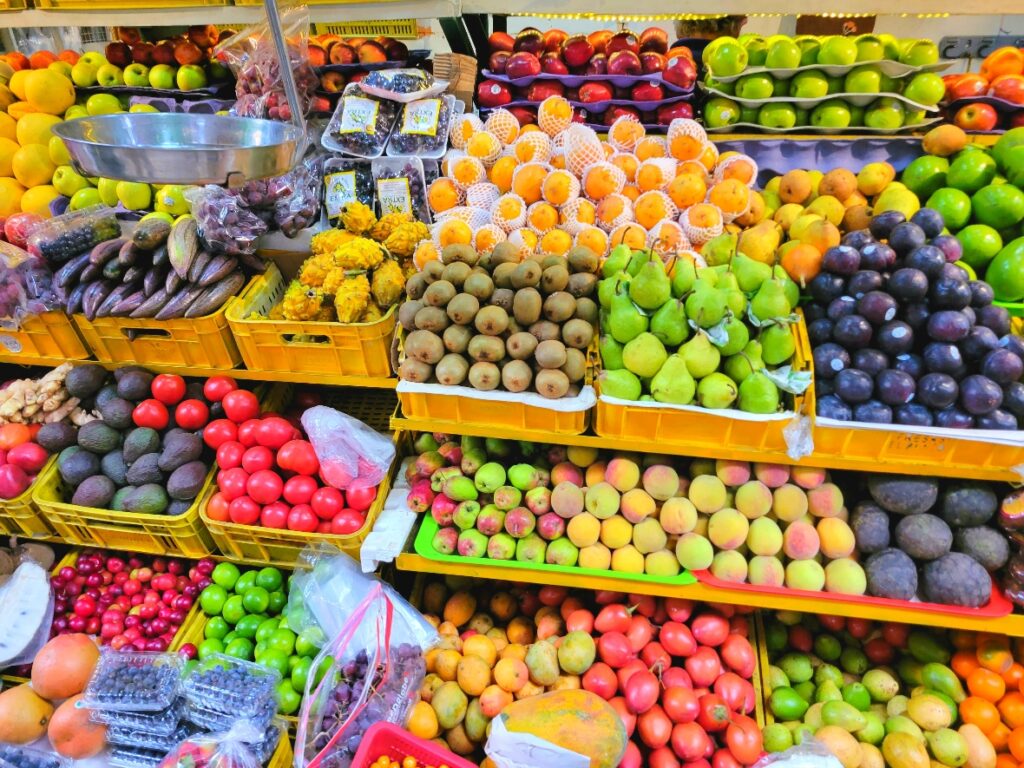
624 670 660 714
260 501 290 529
203 376 238 403
627 615 654 653
691 615 730 647
637 704 672 749
641 641 671 672
649 747 680 768
310 487 345 521
671 722 711 761
293 390 322 410
662 686 699 724
151 374 185 405
696 694 730 732
241 446 274 474
598 632 635 669
317 521 332 533
287 504 318 532
237 419 260 447
629 594 657 617
619 742 642 768
720 634 755 678
617 659 647 692
246 469 283 505
582 662 618 700
217 468 250 501
206 492 230 522
665 598 695 623
215 441 245 470
594 604 632 634
609 697 636 737
714 673 754 715
133 399 169 430
277 440 319 476
283 475 318 506
345 484 376 512
203 419 238 450
685 647 722 688
712 749 742 768
660 621 697 657
330 509 365 535
227 496 260 525
255 417 295 450
222 389 259 423
661 667 692 690
724 715 762 765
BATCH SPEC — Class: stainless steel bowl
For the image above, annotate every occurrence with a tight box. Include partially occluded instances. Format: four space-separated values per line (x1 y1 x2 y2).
53 113 305 186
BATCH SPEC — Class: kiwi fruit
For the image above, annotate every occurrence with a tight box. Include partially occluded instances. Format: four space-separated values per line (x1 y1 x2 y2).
540 254 566 269
489 241 520 266
501 360 533 393
443 324 473 353
567 245 599 274
529 320 561 342
540 264 569 294
404 330 445 364
424 280 456 307
468 334 506 363
464 272 494 301
510 261 542 289
446 293 480 325
442 261 472 287
513 287 542 325
406 273 427 300
506 331 538 360
423 260 444 283
568 272 598 298
475 305 510 336
506 318 523 335
561 348 586 382
414 306 450 332
492 262 517 288
398 300 423 331
490 288 514 312
442 243 479 266
574 297 598 325
399 358 433 382
468 361 501 391
535 368 570 399
435 354 469 386
535 339 568 369
542 291 576 323
562 318 595 349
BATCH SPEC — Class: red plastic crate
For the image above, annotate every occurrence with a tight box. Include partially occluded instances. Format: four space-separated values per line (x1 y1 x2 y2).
350 723 476 768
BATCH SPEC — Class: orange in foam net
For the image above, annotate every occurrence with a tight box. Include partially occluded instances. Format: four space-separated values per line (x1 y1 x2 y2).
540 228 573 255
636 158 675 192
634 191 677 231
413 240 439 269
699 143 719 172
537 95 573 137
575 225 609 256
686 202 724 230
466 131 502 165
450 114 483 150
708 178 750 216
716 153 757 185
648 220 688 255
610 222 648 250
508 227 538 256
493 193 526 230
483 108 520 144
427 178 462 214
527 201 560 233
668 172 708 210
595 193 633 231
635 136 667 161
437 218 473 247
474 224 506 254
541 169 579 207
608 115 645 152
451 155 487 188
669 132 704 162
489 155 519 193
515 131 553 164
511 163 548 205
610 152 639 182
560 198 596 232
583 162 625 201
621 184 640 202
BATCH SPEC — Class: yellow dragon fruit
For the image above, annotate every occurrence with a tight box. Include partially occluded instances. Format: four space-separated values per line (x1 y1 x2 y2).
281 280 325 321
297 253 335 288
334 273 371 323
384 220 431 258
340 201 377 236
370 259 405 308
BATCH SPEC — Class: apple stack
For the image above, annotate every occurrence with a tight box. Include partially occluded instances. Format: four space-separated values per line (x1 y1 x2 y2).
942 45 1024 132
478 26 697 129
308 32 414 97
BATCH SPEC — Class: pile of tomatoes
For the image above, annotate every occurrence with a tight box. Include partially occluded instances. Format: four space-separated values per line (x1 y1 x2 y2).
202 385 375 535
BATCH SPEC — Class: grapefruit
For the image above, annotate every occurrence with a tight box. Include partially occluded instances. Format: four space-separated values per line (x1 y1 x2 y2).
48 695 107 759
926 187 972 230
0 684 53 743
901 155 948 199
24 70 75 115
957 224 1003 270
16 112 61 147
972 184 1024 229
31 633 99 700
20 184 58 217
11 143 55 187
0 177 26 216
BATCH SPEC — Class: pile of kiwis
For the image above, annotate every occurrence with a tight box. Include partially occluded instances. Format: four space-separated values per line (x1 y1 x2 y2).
397 242 600 399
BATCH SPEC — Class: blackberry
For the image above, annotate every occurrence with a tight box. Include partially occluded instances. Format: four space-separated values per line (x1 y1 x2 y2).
85 651 182 712
106 722 199 752
93 700 184 736
31 212 120 263
182 655 279 719
108 745 166 768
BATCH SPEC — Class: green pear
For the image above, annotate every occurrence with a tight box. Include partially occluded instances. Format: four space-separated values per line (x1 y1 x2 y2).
629 260 671 310
603 244 632 278
718 272 748 316
684 280 727 328
731 253 773 293
750 278 792 324
598 274 624 309
724 340 765 382
650 355 696 404
718 316 750 356
739 371 780 413
626 248 651 277
671 258 697 298
815 680 843 703
599 369 642 400
772 265 800 308
608 283 648 343
696 267 720 286
650 299 689 347
697 372 738 409
600 334 625 370
760 323 796 365
680 332 721 379
622 332 668 378
701 232 738 266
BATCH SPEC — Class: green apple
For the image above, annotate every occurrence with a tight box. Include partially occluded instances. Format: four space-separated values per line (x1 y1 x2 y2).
155 184 191 216
740 35 768 67
86 93 123 116
123 63 150 87
947 150 998 194
878 34 901 60
758 103 797 129
811 99 852 128
116 181 152 211
793 107 809 126
901 155 950 198
735 74 774 99
766 38 802 70
64 105 88 120
51 165 91 197
739 106 759 124
844 65 882 94
96 64 123 87
879 73 898 93
899 39 939 66
703 96 742 128
826 74 845 94
848 104 866 126
903 72 945 106
795 36 821 66
856 35 886 62
48 61 72 79
140 210 174 225
69 187 102 211
903 108 927 126
864 97 905 130
149 64 176 90
706 77 735 95
176 64 208 91
79 52 107 68
48 135 71 166
705 39 748 77
791 69 829 99
129 104 160 113
70 61 99 88
97 177 120 207
817 36 858 66
208 60 231 82
773 78 790 98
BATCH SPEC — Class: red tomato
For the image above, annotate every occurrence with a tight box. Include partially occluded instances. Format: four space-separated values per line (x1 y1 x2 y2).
724 715 762 765
720 634 755 678
277 439 319 476
317 521 332 533
310 487 345 521
215 441 245 470
345 484 377 512
661 621 697 657
608 697 636 737
671 722 711 762
203 376 238 403
206 492 230 522
712 749 742 768
255 417 295 450
685 647 722 689
818 614 846 632
133 399 169 430
619 741 642 768
626 615 654 653
566 609 594 634
594 604 632 634
582 662 618 700
260 501 290 529
538 586 568 606
665 598 695 623
598 632 635 669
151 374 185 405
203 419 238 450
283 475 318 505
713 672 754 714
217 467 250 501
649 747 680 768
175 399 209 430
624 670 660 714
691 615 730 647
696 694 729 732
287 504 318 532
228 496 260 525
236 419 260 447
729 615 749 637
661 667 692 690
330 509 365 535
637 704 672 749
247 469 283 505
641 641 671 672
617 659 647 692
222 390 259 423
241 446 274 474
846 618 873 639
663 686 700 724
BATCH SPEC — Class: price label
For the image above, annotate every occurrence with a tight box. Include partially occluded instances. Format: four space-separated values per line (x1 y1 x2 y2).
890 433 948 454
0 335 21 354
377 177 412 216
338 96 379 135
401 98 442 137
324 171 357 220
939 36 1024 59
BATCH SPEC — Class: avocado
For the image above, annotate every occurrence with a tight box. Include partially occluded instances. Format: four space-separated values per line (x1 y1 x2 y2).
77 421 122 454
167 461 208 501
167 499 192 516
113 365 149 382
58 448 100 486
116 370 154 402
123 484 169 515
36 423 77 453
125 453 165 486
100 450 128 486
72 475 116 509
98 397 135 431
65 364 108 399
123 428 161 465
111 486 134 511
158 432 204 472
94 384 120 410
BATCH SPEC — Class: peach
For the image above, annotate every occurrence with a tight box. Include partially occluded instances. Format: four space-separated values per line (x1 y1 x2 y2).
735 480 773 520
754 462 790 488
707 507 749 550
480 684 515 718
621 488 656 524
823 559 867 595
659 497 698 535
551 461 583 486
808 483 844 518
791 466 826 489
567 513 601 547
632 517 668 554
689 475 727 514
772 483 809 523
715 459 751 487
611 544 645 573
605 457 640 492
552 482 585 519
642 464 679 501
711 550 748 583
579 543 612 570
782 520 820 560
646 550 681 576
600 515 633 549
567 446 599 467
584 482 620 519
785 559 826 592
675 532 714 570
747 517 783 557
816 517 855 559
748 556 786 587
585 461 607 486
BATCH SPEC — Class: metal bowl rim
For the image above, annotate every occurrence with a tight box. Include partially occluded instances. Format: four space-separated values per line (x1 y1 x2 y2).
53 114 304 151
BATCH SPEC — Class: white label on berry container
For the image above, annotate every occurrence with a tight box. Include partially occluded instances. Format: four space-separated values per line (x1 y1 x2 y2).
338 96 380 134
401 98 442 136
377 177 412 216
0 335 21 353
324 171 357 220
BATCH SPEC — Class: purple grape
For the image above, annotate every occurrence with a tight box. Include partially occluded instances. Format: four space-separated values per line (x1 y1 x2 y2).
854 399 894 423
843 230 875 249
905 245 946 279
859 242 897 271
875 369 916 406
870 211 905 240
889 221 927 255
835 368 874 404
893 353 925 380
924 342 965 376
895 403 934 426
962 307 977 326
827 296 857 321
833 314 873 349
814 342 851 379
935 407 974 428
848 270 884 298
817 378 835 396
926 310 971 342
982 349 1024 384
970 281 994 308
932 233 963 263
809 273 847 303
877 320 915 355
823 245 861 276
929 277 972 310
978 305 1011 336
960 374 1003 415
808 318 835 346
804 303 827 323
888 268 929 302
857 291 898 325
1003 382 1024 418
902 302 931 331
978 409 1018 430
911 208 945 239
817 394 853 420
918 372 959 409
1001 334 1024 360
853 348 890 377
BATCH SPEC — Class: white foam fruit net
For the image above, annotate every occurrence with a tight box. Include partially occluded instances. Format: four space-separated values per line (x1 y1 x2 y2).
563 124 605 177
514 131 553 164
595 193 635 233
427 178 465 213
647 219 690 255
541 169 581 207
636 157 678 192
679 206 724 245
449 155 487 189
538 95 574 137
474 223 508 252
634 190 679 228
449 113 484 150
581 161 627 201
714 153 760 187
666 117 708 160
507 228 538 257
607 113 646 152
559 198 595 236
609 151 640 183
466 130 503 166
465 182 501 210
526 201 560 234
491 192 528 232
483 108 521 145
435 205 492 230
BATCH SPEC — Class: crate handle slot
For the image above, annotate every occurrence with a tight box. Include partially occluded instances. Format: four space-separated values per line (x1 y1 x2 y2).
123 327 172 340
280 333 331 346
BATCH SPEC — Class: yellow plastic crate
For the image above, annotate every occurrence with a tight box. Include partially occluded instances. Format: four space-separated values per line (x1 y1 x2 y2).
0 457 58 540
595 310 812 453
72 275 260 370
0 312 89 360
36 0 223 7
32 462 215 557
227 263 397 379
0 0 28 9
268 732 294 767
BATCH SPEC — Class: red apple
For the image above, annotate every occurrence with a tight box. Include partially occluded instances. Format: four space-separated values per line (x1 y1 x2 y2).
640 52 666 74
664 55 697 89
489 51 511 73
151 42 176 66
383 38 409 61
477 79 513 108
606 31 640 56
585 54 608 76
640 27 669 54
640 109 658 123
588 30 614 55
330 43 357 65
527 80 566 101
579 81 614 103
514 28 545 56
573 110 588 124
129 42 154 65
505 51 541 79
566 87 580 100
307 43 327 68
541 52 570 75
632 81 665 101
603 104 641 125
115 26 143 45
948 73 989 101
174 40 204 66
544 29 568 52
188 24 219 49
613 86 632 100
607 50 642 76
489 31 515 52
954 102 999 131
561 34 595 68
1011 112 1024 128
991 74 1024 105
509 105 538 125
667 46 695 62
104 42 133 67
658 101 694 123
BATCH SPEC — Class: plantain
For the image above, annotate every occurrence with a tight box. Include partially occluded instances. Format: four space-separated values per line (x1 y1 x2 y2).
143 266 166 297
88 238 124 266
111 290 145 317
165 268 183 295
239 252 268 272
155 284 204 320
167 215 199 279
188 250 213 284
118 240 144 268
132 218 171 250
151 244 168 267
55 252 91 288
66 283 87 315
96 284 132 317
84 281 116 321
80 261 104 283
130 287 168 318
103 259 125 280
123 265 146 285
198 255 237 287
185 271 245 318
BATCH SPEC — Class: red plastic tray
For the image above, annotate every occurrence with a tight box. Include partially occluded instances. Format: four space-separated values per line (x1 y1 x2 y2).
693 569 1013 618
350 722 477 768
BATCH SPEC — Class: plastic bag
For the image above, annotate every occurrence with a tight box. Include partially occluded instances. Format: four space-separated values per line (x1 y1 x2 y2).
0 558 54 668
752 742 844 768
0 242 59 329
187 185 268 258
296 582 433 768
300 405 395 490
271 154 323 237
157 719 267 768
359 69 447 102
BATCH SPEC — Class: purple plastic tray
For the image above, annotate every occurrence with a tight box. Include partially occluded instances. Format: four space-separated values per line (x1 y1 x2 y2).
501 92 694 115
128 95 235 113
945 95 1024 114
481 68 695 95
76 82 235 99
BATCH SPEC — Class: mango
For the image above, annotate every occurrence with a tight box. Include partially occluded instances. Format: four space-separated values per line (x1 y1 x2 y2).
885 716 924 741
906 695 952 732
907 633 951 665
822 700 867 732
859 743 885 768
882 732 930 768
863 670 900 703
858 712 885 746
920 663 966 704
817 725 861 768
957 723 996 768
925 728 968 768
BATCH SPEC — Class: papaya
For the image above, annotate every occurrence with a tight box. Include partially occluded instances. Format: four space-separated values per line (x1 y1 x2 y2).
920 663 966 703
906 694 952 732
0 685 53 743
492 690 627 768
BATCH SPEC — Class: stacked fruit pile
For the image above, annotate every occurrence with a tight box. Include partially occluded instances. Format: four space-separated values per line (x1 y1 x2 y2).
702 33 945 132
310 33 412 95
942 46 1024 132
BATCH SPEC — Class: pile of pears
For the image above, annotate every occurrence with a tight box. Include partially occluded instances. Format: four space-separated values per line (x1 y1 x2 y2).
598 243 802 413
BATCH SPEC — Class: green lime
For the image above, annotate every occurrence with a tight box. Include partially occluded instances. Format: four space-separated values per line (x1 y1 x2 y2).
842 682 872 711
762 723 794 753
199 584 228 616
793 681 816 702
291 656 313 692
267 628 296 656
840 647 869 675
295 628 323 658
222 595 246 625
182 659 199 677
222 631 238 646
814 663 843 688
234 570 257 594
957 224 1003 270
813 634 842 662
267 590 287 615
242 586 270 614
764 622 788 653
211 562 240 591
204 616 230 640
315 655 334 686
255 567 283 592
259 649 291 677
254 641 268 661
947 150 997 194
902 155 949 199
927 188 972 230
224 637 255 660
288 655 300 671
973 184 1024 230
276 680 301 715
769 686 810 720
256 618 281 643
235 614 264 639
986 236 1024 301
197 638 224 660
